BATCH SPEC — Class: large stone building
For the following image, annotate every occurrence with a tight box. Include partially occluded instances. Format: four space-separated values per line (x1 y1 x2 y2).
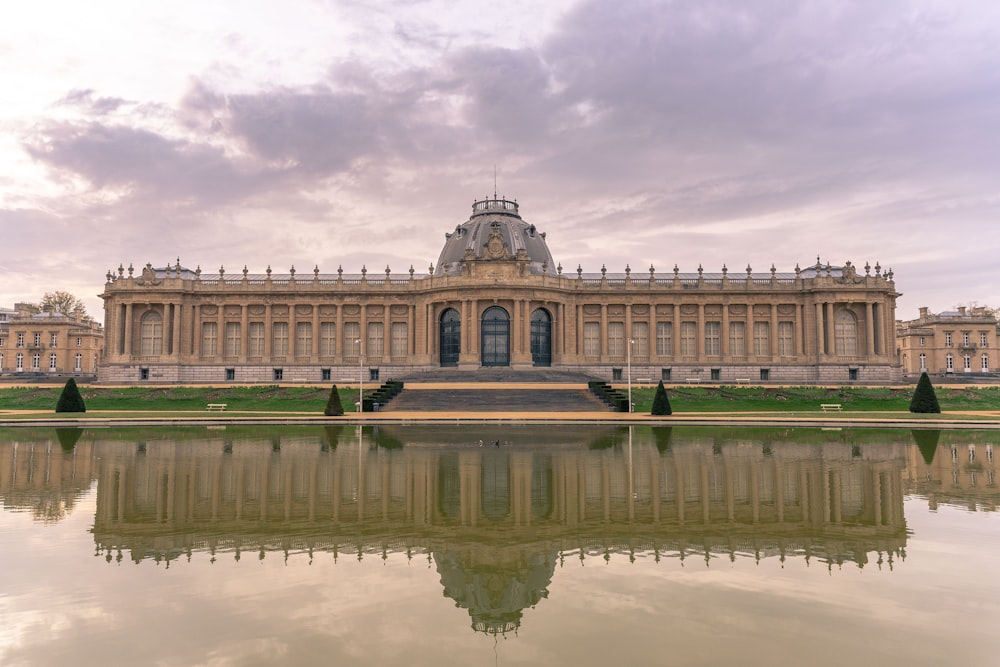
896 306 998 377
0 303 103 378
98 197 901 384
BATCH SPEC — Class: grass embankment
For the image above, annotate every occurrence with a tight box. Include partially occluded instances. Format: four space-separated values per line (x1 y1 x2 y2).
627 384 1000 414
0 385 355 413
1 383 997 418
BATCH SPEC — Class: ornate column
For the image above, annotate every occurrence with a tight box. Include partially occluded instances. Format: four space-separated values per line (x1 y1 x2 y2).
123 302 133 357
192 304 201 358
770 303 778 362
721 301 730 358
814 302 824 358
696 303 705 358
217 302 225 359
825 302 835 357
173 303 183 359
866 302 875 357
600 304 608 358
335 303 344 360
312 304 321 363
263 303 272 359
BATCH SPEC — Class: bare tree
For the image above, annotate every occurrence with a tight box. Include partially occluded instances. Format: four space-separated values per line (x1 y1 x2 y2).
39 291 89 320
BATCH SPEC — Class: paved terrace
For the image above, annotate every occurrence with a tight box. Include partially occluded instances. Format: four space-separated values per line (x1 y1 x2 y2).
2 375 999 429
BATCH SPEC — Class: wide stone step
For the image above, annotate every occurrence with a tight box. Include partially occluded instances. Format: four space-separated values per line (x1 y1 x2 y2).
381 387 610 412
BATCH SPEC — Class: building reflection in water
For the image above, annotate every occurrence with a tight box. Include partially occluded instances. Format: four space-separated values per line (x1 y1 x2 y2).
4 424 996 636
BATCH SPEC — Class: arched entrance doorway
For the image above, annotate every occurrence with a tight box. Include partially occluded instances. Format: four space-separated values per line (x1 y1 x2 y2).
440 308 460 367
481 306 510 367
530 308 552 366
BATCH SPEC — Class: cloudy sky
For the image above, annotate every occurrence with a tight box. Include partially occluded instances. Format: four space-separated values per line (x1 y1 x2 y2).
2 0 998 321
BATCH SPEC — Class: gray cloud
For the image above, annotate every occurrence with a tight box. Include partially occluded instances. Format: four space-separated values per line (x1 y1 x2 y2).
4 0 1000 318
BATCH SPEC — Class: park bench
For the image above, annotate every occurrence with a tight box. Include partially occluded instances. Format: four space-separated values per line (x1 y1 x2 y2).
206 403 228 411
735 378 751 384
635 378 652 386
685 378 701 384
820 404 842 412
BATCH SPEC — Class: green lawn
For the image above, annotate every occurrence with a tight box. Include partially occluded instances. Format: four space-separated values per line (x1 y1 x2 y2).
0 385 361 412
624 384 999 413
1 383 997 417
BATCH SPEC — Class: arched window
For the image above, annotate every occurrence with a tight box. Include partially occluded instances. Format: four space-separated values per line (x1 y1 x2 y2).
919 353 926 370
946 354 954 372
834 310 858 356
140 311 163 356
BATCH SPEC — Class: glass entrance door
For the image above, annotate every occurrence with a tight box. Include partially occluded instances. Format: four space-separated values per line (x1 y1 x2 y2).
440 308 460 366
530 308 552 366
481 307 510 367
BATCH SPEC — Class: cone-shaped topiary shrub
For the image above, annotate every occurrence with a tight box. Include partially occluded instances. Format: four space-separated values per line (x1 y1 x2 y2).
324 384 345 416
55 378 86 413
909 372 941 414
651 380 672 416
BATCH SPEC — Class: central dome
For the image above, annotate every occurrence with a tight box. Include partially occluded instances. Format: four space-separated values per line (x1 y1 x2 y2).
434 197 558 276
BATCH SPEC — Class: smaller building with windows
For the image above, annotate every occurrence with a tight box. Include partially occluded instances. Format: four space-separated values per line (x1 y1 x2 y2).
896 306 998 377
0 303 103 378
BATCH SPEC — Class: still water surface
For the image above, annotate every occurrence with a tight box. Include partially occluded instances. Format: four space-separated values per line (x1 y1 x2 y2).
1 424 998 666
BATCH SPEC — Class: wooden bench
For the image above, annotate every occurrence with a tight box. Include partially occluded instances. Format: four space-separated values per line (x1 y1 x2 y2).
735 378 751 385
685 378 701 384
635 378 652 386
339 378 357 385
820 404 842 412
206 403 228 411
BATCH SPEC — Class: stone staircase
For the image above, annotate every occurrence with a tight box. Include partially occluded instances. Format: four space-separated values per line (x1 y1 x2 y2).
380 385 611 413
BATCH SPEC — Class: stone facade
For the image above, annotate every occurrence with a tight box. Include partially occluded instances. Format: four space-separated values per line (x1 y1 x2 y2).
98 197 901 384
896 306 998 377
0 303 103 377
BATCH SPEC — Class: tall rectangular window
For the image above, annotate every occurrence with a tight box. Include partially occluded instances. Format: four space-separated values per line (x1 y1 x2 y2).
680 322 697 356
249 322 265 356
201 322 218 357
17 333 24 347
778 322 794 357
74 353 82 371
49 353 57 370
753 322 770 356
296 322 312 357
982 332 989 347
391 322 408 357
34 333 41 347
945 332 953 347
50 333 58 347
704 322 720 356
225 322 241 357
272 322 289 356
729 322 746 357
344 323 361 356
367 322 384 357
583 322 600 357
655 321 672 356
607 322 624 358
320 322 336 357
631 322 648 357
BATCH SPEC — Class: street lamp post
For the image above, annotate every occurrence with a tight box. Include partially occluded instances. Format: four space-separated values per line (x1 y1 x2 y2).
355 338 363 413
627 338 636 413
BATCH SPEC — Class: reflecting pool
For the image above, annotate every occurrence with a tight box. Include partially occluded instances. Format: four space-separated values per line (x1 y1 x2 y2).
1 425 999 666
